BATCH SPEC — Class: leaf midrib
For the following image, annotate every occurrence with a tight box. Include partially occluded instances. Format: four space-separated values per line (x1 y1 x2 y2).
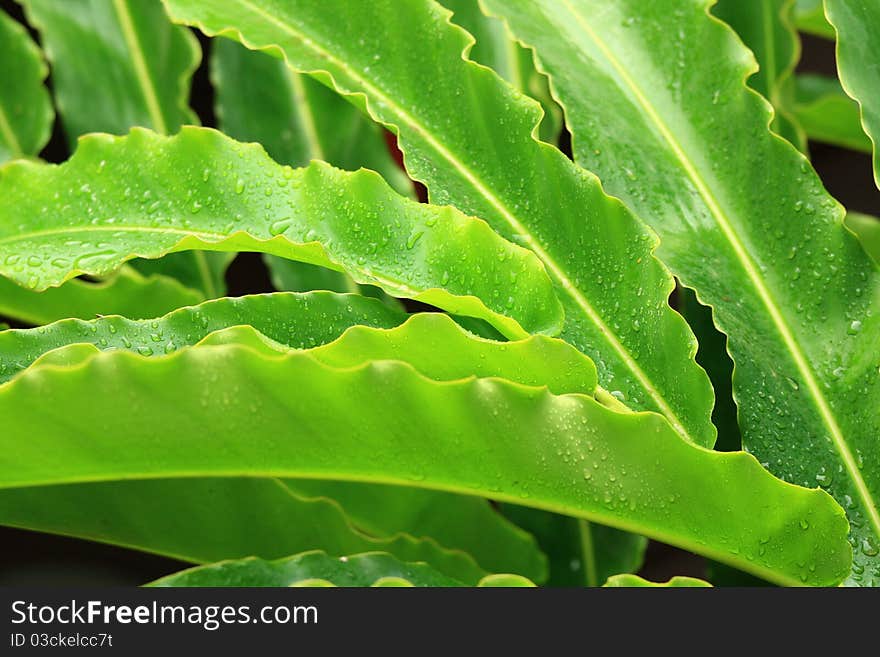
0 102 23 158
286 72 326 161
111 0 169 134
558 0 880 537
761 0 780 105
216 0 696 444
0 224 226 246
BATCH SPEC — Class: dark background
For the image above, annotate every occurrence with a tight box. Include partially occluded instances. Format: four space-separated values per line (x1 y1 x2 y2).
1 0 878 586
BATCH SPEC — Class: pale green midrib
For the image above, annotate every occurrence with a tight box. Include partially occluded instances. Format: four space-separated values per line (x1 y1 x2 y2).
191 250 218 298
0 102 23 157
0 224 226 246
559 0 880 538
761 0 780 106
286 72 326 161
0 468 813 587
503 33 524 91
112 0 169 135
577 519 598 587
223 0 697 445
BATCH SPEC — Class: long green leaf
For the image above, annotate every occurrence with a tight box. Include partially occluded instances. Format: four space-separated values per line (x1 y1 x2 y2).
0 319 851 586
713 0 805 150
603 574 711 588
0 478 489 584
0 127 561 339
20 0 199 145
211 37 411 299
0 267 203 326
0 8 53 162
0 291 405 384
282 481 548 582
0 293 496 582
826 0 880 189
791 74 871 153
149 551 502 587
162 0 716 448
484 0 880 586
20 0 236 299
0 302 548 581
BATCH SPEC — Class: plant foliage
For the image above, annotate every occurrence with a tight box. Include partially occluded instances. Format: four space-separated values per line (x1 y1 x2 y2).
0 0 877 588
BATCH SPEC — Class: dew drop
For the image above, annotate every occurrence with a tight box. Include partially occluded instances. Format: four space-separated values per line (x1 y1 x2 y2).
269 218 294 236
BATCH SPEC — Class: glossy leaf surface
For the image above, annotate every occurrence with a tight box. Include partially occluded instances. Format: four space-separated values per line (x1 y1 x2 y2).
484 0 880 585
162 0 716 448
0 127 561 339
0 320 851 586
211 37 412 298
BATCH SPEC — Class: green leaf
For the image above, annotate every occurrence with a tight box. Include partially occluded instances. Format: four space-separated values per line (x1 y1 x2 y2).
791 74 871 153
20 0 199 146
440 0 562 144
484 0 879 586
211 25 563 572
149 551 470 587
0 478 488 584
20 0 236 299
712 0 806 151
162 0 716 448
794 0 835 39
211 37 412 299
0 8 53 162
0 299 550 581
0 293 495 583
500 504 646 587
603 574 711 588
0 127 561 339
284 480 548 582
212 38 413 198
0 315 852 586
0 267 203 326
846 212 880 265
826 0 880 188
0 290 405 384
